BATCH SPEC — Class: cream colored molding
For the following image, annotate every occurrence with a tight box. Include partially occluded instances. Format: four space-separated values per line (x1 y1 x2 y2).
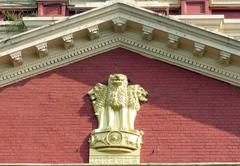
9 51 23 67
135 0 180 7
62 34 74 49
168 34 179 49
222 19 240 40
1 3 240 56
0 0 36 7
210 0 240 7
219 51 231 65
23 17 67 30
111 0 135 4
68 0 180 8
142 25 154 41
170 15 240 40
112 17 127 33
88 25 100 40
68 1 106 8
22 16 240 40
35 42 48 58
193 42 205 57
0 2 240 88
1 34 240 88
171 15 224 31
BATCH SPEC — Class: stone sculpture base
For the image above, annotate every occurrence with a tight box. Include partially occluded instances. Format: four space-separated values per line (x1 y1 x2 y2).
89 130 143 164
89 148 140 164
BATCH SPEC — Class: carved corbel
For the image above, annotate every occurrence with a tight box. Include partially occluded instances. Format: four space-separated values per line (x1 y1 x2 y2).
142 25 154 41
87 25 99 40
10 51 23 67
112 18 127 33
168 34 179 49
62 34 74 49
35 42 48 58
219 51 231 65
193 42 205 57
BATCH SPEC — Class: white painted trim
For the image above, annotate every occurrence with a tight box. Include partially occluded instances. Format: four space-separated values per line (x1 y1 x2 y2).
0 2 240 88
1 3 239 55
1 34 239 88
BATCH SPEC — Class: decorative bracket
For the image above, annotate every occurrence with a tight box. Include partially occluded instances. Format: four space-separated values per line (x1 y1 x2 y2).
112 18 127 33
219 51 231 65
193 42 205 57
87 25 100 40
142 25 154 41
35 42 48 58
62 34 74 49
168 34 179 49
10 51 23 67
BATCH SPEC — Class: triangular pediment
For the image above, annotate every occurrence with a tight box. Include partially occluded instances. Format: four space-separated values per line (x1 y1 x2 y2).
0 2 240 87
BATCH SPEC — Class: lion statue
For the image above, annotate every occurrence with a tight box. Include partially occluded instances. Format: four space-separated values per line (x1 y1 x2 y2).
88 74 148 132
88 83 107 132
128 84 148 131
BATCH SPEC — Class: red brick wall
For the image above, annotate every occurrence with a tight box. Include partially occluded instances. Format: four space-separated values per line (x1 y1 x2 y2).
181 0 210 15
185 2 205 14
38 1 66 16
212 9 240 19
43 6 61 16
0 48 240 163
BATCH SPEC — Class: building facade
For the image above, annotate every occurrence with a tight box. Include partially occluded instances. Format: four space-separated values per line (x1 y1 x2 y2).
0 0 240 165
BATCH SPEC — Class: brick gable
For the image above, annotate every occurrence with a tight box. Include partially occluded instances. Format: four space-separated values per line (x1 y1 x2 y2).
0 48 240 163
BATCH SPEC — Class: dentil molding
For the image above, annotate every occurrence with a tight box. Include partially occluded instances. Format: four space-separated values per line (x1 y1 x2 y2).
0 34 239 88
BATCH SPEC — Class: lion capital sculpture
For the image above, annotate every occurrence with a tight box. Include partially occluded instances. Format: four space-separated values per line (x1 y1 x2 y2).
88 74 148 133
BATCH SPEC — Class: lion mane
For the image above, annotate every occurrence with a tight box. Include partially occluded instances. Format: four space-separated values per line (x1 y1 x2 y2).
106 74 128 110
88 74 148 131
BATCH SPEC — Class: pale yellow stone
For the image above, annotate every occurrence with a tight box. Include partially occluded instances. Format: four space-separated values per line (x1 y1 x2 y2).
10 51 23 67
88 74 148 164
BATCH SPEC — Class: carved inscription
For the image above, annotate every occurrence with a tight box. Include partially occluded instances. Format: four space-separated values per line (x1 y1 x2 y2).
90 156 139 164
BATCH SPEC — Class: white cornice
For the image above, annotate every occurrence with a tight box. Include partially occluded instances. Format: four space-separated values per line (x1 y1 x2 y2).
210 0 240 7
1 3 239 55
0 34 239 88
0 2 240 88
68 0 180 8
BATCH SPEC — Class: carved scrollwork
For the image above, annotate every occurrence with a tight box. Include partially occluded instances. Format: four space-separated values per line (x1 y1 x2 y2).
168 34 179 49
112 18 127 33
10 51 23 67
219 51 231 65
88 25 100 40
35 42 48 58
62 34 74 49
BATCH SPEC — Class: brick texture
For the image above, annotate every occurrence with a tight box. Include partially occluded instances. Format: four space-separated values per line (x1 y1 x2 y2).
0 48 240 163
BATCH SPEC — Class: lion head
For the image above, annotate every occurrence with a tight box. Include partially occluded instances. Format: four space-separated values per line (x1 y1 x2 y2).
108 74 128 87
107 74 128 109
136 85 148 102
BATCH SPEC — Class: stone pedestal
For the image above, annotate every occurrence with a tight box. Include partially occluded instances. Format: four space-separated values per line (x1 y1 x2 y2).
89 130 143 164
89 148 140 165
